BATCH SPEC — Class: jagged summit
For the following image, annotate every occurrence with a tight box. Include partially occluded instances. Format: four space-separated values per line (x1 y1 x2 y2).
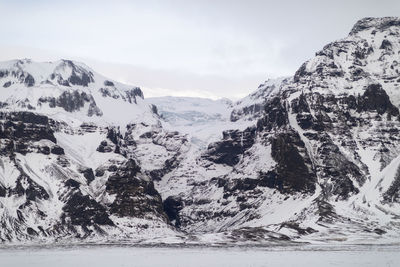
350 16 400 35
0 59 96 87
0 59 152 126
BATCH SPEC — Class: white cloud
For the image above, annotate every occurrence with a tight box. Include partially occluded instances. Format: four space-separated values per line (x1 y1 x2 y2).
0 0 399 99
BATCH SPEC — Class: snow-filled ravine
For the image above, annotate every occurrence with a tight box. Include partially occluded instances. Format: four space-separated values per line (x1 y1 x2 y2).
0 245 399 267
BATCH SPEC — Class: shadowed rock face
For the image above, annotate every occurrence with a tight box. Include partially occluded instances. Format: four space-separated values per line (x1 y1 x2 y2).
0 112 57 146
204 127 256 166
0 108 171 240
230 103 264 122
62 191 114 227
58 60 94 87
256 97 289 131
24 74 35 87
163 196 184 227
357 83 399 116
106 159 166 219
38 90 103 116
269 132 316 194
126 87 144 104
2 17 400 242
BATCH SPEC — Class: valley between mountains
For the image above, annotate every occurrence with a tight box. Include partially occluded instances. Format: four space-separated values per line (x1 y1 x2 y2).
1 17 400 245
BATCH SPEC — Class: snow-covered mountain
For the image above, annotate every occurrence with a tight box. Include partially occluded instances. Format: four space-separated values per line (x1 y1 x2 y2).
154 16 400 243
147 79 288 147
2 17 400 245
0 59 185 242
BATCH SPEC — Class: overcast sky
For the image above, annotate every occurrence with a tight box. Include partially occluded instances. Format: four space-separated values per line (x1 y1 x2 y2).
0 0 399 99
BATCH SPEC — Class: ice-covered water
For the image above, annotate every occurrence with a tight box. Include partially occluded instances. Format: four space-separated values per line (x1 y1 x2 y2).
0 245 399 267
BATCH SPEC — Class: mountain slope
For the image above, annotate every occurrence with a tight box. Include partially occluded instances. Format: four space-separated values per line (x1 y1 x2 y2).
0 59 183 242
1 17 400 245
154 17 400 243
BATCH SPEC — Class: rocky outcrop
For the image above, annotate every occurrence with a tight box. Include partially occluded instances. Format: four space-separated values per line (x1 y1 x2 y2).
349 17 400 35
53 60 94 87
38 91 103 116
61 191 114 227
106 159 166 219
269 132 316 194
357 83 399 116
2 17 400 244
204 127 256 166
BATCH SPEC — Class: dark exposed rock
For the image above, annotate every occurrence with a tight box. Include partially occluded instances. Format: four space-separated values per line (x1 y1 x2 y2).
13 173 50 202
39 146 50 155
80 123 97 133
230 103 264 122
24 74 35 87
316 199 338 222
280 222 317 235
106 159 165 219
0 70 8 78
96 145 105 153
149 154 180 181
380 39 392 50
27 227 38 236
104 80 114 86
62 191 113 226
316 136 362 199
1 111 49 124
97 140 113 153
106 127 122 145
163 196 183 227
51 145 64 155
56 60 94 87
125 87 144 104
65 179 80 188
294 62 311 83
269 132 316 193
38 91 102 116
108 165 118 172
357 83 399 116
350 17 400 36
0 185 6 197
3 81 11 88
257 97 288 131
56 91 88 112
0 101 8 108
204 127 256 166
230 227 291 242
95 168 105 177
291 93 310 114
151 104 158 115
79 168 95 184
0 112 56 143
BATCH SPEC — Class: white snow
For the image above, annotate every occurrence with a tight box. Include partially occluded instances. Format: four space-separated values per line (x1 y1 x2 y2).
0 245 399 267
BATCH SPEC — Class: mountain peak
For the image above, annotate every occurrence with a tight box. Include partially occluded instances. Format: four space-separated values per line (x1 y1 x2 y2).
349 16 400 35
0 59 154 126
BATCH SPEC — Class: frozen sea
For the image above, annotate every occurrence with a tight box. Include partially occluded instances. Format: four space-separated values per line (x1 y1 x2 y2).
0 244 399 267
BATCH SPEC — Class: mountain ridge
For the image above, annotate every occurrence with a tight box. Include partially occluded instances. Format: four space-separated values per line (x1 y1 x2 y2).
1 16 400 245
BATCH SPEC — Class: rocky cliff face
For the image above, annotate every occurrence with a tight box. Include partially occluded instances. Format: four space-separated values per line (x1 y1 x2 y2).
1 17 400 245
0 60 180 242
154 17 400 243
